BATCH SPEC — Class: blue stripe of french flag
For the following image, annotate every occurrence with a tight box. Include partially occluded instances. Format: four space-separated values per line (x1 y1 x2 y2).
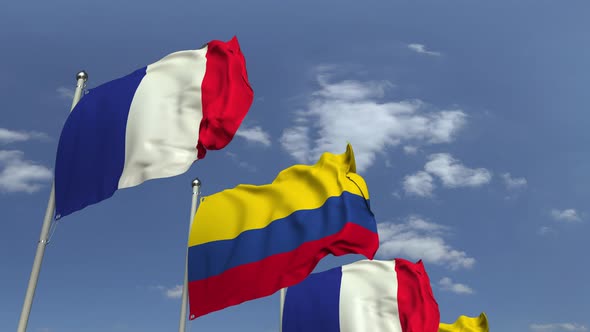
54 37 253 219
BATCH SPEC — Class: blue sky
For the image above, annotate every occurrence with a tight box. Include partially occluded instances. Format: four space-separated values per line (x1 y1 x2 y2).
1 1 589 331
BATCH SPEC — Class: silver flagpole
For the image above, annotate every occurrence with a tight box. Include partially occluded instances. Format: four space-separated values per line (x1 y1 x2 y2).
279 288 286 332
179 178 202 332
17 71 88 332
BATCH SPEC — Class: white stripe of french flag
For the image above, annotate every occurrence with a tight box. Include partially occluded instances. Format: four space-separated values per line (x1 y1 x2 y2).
54 36 253 219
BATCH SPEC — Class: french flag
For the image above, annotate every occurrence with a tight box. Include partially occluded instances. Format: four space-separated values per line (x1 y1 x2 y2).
54 36 253 219
281 259 440 332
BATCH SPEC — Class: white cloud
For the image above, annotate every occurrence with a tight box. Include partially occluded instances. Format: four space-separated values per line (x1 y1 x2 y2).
56 86 75 100
408 43 442 56
0 150 52 193
439 277 474 294
151 285 183 299
280 70 466 171
165 285 183 299
235 126 272 147
403 171 435 197
0 128 48 144
530 323 588 331
424 153 492 188
403 145 418 154
225 152 257 172
551 209 582 222
501 173 527 189
313 75 392 101
376 216 475 270
402 153 491 197
538 226 553 235
280 124 310 163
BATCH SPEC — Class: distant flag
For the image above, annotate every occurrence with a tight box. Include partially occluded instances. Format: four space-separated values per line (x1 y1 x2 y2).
281 259 440 332
187 144 379 319
54 36 253 219
439 313 489 332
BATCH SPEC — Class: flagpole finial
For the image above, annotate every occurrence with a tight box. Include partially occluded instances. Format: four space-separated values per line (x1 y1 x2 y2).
192 178 201 188
76 71 88 82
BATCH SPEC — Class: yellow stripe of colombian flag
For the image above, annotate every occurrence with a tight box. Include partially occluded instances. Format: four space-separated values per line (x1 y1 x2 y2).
188 143 369 246
439 312 489 332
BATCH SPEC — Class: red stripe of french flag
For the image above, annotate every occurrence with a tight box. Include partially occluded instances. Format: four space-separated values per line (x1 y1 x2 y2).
198 36 254 159
395 258 441 332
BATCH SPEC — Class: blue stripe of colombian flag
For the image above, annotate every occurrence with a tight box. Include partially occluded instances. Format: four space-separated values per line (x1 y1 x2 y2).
187 192 375 281
54 68 146 219
282 267 342 332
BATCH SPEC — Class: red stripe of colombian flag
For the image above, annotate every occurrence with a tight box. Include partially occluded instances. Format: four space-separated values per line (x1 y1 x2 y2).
188 223 377 319
395 259 440 332
197 36 254 159
187 144 379 319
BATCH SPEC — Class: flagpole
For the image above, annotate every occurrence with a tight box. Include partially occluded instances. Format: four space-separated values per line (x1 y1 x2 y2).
279 288 285 332
179 178 201 332
17 71 88 332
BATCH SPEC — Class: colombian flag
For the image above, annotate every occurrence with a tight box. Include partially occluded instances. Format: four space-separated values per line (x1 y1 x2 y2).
187 144 379 319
